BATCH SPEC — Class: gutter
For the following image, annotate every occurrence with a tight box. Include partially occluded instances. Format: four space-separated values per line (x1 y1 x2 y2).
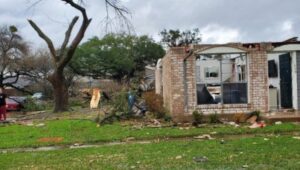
183 49 194 112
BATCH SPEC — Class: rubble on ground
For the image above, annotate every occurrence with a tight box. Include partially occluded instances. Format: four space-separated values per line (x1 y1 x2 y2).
194 134 214 140
222 121 239 127
246 115 257 124
292 136 300 140
193 156 208 163
249 121 266 129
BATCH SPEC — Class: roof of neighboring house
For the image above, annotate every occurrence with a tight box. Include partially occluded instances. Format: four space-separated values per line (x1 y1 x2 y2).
189 37 300 54
242 37 300 48
192 37 300 48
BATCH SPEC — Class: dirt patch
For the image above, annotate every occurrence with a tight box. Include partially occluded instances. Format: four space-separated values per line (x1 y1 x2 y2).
37 137 64 143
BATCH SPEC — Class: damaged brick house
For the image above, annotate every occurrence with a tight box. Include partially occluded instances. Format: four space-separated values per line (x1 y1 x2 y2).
155 37 300 121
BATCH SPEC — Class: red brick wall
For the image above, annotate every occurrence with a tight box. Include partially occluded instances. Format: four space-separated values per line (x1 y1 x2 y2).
162 47 187 121
248 49 269 112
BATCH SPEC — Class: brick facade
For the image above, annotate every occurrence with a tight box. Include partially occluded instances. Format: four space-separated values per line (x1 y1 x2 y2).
161 44 271 121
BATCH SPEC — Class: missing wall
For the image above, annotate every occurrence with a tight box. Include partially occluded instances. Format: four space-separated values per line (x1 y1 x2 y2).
196 53 248 105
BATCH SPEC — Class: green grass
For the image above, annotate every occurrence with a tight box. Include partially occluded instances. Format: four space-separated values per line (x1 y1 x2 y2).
0 136 300 169
0 119 299 149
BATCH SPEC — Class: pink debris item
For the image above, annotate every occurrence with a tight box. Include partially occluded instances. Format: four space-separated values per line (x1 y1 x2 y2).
249 121 266 129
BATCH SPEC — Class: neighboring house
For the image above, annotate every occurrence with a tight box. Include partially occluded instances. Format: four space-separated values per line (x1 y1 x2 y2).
155 59 163 95
144 65 155 86
142 65 156 91
156 37 300 121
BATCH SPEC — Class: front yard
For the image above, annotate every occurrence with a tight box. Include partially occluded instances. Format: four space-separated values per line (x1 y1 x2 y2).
0 118 300 169
1 135 300 169
0 119 299 149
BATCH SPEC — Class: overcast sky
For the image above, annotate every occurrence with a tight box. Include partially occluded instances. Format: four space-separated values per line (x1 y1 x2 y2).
1 0 299 49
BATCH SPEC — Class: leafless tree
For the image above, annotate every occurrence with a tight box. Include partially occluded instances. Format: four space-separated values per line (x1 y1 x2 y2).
24 49 53 98
28 0 130 112
0 25 33 94
29 49 78 99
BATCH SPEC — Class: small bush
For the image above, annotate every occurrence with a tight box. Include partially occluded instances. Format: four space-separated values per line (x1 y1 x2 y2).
209 112 220 124
97 90 131 125
69 98 86 108
192 110 203 126
163 113 172 122
233 113 246 124
94 113 101 123
111 90 130 115
97 80 127 98
249 110 261 121
23 97 46 112
250 110 260 117
143 91 165 119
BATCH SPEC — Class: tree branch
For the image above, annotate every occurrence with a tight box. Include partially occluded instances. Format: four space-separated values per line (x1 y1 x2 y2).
5 83 33 95
58 0 92 69
28 19 58 61
60 16 79 56
3 72 20 85
2 74 19 81
105 0 130 16
62 0 89 21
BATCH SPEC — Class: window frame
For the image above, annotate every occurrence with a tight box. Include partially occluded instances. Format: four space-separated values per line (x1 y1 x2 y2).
204 66 219 79
196 53 248 105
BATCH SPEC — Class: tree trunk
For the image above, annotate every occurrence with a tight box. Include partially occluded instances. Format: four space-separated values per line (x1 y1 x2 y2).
48 70 69 112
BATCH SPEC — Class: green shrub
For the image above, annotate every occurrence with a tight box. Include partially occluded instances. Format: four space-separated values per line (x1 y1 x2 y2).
163 113 172 122
112 90 130 115
23 97 46 112
233 113 246 123
209 112 220 124
249 110 261 120
143 91 165 119
69 98 86 108
247 110 261 121
250 110 261 117
97 90 131 125
192 110 203 126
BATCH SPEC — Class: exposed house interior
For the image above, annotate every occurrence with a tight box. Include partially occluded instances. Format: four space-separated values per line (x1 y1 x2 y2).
157 37 300 118
196 53 247 105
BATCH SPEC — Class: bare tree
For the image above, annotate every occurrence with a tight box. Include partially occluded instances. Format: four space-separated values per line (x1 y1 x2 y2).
28 0 130 112
29 49 78 99
25 49 53 98
0 25 32 94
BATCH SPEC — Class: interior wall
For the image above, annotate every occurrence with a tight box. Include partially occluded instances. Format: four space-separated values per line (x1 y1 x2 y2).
196 59 233 84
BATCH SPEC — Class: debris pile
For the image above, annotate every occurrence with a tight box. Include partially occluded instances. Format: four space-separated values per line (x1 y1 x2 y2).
194 134 214 140
246 114 266 129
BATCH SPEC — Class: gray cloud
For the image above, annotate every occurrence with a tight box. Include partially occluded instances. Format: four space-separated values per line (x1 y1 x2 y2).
0 0 299 49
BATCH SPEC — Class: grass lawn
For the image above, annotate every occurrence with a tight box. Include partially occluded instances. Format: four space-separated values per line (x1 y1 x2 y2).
0 136 300 169
0 119 299 149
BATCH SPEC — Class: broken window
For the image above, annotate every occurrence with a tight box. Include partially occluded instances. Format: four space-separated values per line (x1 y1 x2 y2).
238 65 246 81
196 54 247 105
268 60 278 77
205 67 219 78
